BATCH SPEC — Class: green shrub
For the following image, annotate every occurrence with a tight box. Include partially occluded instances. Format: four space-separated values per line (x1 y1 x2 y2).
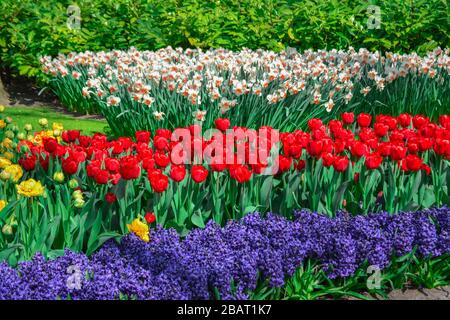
0 0 449 82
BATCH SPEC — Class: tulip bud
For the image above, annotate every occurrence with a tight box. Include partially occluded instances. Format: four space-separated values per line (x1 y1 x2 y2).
53 129 61 137
11 125 19 133
9 215 18 227
38 118 49 128
0 105 5 112
53 172 65 183
5 131 14 139
2 224 12 236
2 152 13 160
73 197 85 208
17 133 26 140
0 171 11 181
5 117 12 124
72 190 83 199
68 179 79 189
27 135 34 142
24 124 33 132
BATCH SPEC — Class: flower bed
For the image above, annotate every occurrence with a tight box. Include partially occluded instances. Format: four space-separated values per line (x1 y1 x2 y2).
42 47 450 136
1 207 449 300
1 107 450 260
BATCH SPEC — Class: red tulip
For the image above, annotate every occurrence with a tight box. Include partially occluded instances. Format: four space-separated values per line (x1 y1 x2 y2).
135 130 151 144
374 123 389 137
229 164 252 183
210 159 227 172
78 136 92 148
412 115 428 129
155 129 172 140
333 156 349 172
170 164 186 182
145 212 156 224
439 115 450 129
62 130 80 143
154 152 170 168
390 145 407 161
87 161 101 178
365 152 383 170
287 144 302 159
43 137 58 153
357 113 372 127
295 159 306 171
350 141 369 158
404 154 423 171
94 169 109 184
105 158 120 173
342 112 354 125
62 157 79 175
149 172 169 193
154 136 169 151
278 155 292 172
119 156 141 180
214 118 231 132
397 113 411 128
308 118 323 131
18 155 37 171
321 152 335 167
421 164 431 175
434 138 450 156
191 165 208 183
105 192 117 204
307 140 323 158
377 142 392 157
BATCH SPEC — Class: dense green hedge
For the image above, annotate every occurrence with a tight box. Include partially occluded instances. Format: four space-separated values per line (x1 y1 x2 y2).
1 0 449 82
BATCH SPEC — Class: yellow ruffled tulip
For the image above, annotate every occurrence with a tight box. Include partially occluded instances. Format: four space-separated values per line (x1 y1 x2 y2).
0 157 12 169
127 218 150 242
3 164 23 182
16 179 45 198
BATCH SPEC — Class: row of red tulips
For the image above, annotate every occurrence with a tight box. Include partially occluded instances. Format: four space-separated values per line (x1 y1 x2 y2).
17 113 450 186
12 112 450 219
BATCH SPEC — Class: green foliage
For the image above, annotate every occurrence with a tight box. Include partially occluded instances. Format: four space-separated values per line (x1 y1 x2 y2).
0 0 449 82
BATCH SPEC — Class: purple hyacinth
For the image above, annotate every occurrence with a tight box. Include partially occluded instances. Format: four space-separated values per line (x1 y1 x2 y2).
0 206 449 300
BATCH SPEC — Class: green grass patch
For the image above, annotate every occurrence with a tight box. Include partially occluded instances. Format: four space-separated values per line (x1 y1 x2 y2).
5 105 108 135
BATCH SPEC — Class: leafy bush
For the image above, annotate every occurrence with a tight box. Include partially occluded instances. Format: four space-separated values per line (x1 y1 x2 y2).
0 0 448 82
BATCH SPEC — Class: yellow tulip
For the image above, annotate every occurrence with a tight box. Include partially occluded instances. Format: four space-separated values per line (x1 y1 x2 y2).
127 218 150 242
3 164 23 182
53 172 65 183
39 118 49 127
52 122 64 131
0 157 12 169
0 200 7 211
16 179 45 197
2 138 13 149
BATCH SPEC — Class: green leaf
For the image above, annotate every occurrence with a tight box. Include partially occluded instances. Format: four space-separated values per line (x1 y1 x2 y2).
191 210 205 228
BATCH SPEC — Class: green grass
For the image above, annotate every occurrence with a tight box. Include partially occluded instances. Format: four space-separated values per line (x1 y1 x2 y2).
5 105 109 135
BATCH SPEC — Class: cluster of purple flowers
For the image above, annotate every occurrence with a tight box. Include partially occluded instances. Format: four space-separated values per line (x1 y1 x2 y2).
1 207 449 300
